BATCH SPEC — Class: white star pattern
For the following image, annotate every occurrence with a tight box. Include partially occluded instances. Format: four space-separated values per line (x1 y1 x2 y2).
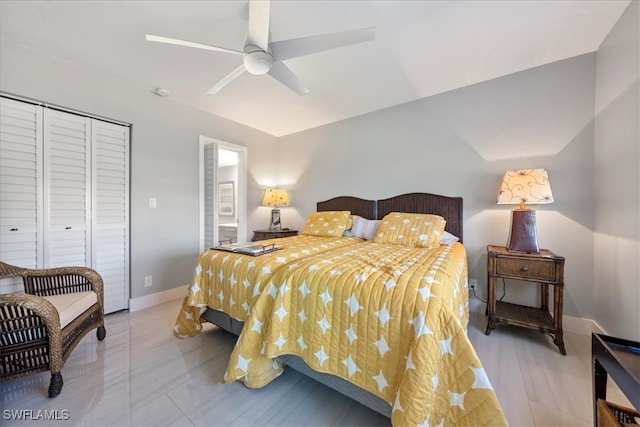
410 312 433 338
432 373 439 390
275 304 288 322
252 283 261 297
229 274 237 287
252 319 263 333
218 270 224 281
375 304 392 327
449 391 466 410
417 285 433 301
237 355 250 372
315 346 329 366
207 267 213 278
242 279 251 288
261 265 271 275
342 355 361 377
320 288 333 306
218 290 224 302
222 255 231 264
405 351 415 370
278 283 288 296
393 393 404 413
372 370 388 392
190 283 201 294
297 335 307 351
344 294 362 316
266 283 277 298
234 259 242 267
242 302 250 314
471 367 493 390
298 309 307 323
247 261 256 269
308 264 320 272
384 279 396 291
317 316 331 334
195 264 202 274
184 311 193 320
424 275 435 285
276 256 287 264
299 281 311 298
440 337 454 356
345 326 358 344
374 336 390 357
274 333 287 350
354 273 367 284
330 269 341 277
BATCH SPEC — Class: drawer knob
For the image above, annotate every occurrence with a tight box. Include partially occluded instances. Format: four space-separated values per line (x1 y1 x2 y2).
10 228 18 231
521 267 529 272
65 226 72 230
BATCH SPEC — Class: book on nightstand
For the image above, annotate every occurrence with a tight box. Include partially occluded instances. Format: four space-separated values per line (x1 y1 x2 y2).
213 242 282 256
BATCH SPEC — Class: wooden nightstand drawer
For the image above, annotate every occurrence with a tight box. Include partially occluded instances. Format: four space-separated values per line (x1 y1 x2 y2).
495 257 556 281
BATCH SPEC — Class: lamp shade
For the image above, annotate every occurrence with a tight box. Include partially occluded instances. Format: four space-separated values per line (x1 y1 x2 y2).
497 169 553 207
261 188 290 207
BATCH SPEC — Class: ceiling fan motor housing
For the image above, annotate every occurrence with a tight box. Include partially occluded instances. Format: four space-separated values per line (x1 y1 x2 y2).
243 45 273 75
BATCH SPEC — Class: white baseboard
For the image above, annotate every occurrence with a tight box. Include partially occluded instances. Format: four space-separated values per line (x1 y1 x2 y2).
468 295 606 336
129 285 189 312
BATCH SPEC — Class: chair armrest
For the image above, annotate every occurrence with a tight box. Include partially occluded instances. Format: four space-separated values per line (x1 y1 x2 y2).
0 262 104 303
0 293 63 366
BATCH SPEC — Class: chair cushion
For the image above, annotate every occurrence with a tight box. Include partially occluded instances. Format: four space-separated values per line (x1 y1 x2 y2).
42 291 98 328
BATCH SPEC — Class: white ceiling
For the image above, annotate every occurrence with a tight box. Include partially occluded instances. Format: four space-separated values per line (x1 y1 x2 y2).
0 0 630 137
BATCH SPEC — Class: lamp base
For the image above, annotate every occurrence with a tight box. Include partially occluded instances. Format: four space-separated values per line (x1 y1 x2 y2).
507 209 540 253
269 208 282 231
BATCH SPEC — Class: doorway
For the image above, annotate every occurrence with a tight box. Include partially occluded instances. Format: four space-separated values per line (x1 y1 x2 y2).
199 136 247 252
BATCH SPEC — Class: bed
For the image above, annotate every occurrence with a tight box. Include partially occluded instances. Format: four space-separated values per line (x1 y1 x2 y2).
175 193 506 426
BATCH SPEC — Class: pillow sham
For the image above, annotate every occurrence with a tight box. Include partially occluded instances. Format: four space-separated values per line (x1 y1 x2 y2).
441 231 460 245
350 215 381 240
302 211 352 237
373 212 446 248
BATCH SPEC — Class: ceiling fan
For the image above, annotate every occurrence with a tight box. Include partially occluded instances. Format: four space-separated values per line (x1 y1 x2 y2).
146 0 375 96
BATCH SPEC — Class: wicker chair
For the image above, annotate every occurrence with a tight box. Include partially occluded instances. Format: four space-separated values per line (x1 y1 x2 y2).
0 262 106 397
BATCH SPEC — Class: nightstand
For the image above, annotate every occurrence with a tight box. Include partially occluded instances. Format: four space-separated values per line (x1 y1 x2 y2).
485 245 566 355
252 229 298 241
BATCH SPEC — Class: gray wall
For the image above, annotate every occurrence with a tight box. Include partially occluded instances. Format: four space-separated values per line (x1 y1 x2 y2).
279 53 598 321
0 39 280 299
594 1 639 341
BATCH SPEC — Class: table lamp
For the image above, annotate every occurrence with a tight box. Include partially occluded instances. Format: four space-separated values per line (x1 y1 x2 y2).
497 169 553 253
261 188 290 230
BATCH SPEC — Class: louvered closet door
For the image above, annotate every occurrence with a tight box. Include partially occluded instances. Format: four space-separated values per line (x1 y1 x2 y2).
43 109 91 268
0 98 43 294
203 142 215 249
92 120 129 313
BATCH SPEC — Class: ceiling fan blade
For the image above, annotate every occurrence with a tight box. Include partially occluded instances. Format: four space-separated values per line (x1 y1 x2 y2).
206 65 246 95
268 62 309 96
271 27 375 62
247 0 271 51
145 34 242 55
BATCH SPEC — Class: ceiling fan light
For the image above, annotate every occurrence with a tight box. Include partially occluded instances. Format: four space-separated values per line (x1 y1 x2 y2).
244 51 273 75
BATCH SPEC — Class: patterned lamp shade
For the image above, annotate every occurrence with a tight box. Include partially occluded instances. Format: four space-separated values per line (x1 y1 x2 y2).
497 169 553 254
497 169 553 208
261 189 290 207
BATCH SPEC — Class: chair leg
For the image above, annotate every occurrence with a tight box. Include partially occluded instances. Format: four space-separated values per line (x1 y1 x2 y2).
48 372 63 398
97 326 106 341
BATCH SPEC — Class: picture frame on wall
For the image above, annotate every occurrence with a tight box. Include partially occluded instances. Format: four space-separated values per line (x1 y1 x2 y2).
218 181 234 216
270 209 282 230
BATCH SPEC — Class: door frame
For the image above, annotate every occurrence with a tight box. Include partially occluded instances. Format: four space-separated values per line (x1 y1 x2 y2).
198 136 247 252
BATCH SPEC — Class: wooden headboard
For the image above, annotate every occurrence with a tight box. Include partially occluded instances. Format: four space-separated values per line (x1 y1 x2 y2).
376 193 463 242
317 196 376 220
317 192 463 242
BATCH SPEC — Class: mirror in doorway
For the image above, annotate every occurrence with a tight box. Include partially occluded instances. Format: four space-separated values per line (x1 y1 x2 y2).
218 181 235 216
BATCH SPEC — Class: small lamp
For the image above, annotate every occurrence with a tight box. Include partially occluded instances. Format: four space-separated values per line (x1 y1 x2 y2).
261 188 290 230
497 169 553 253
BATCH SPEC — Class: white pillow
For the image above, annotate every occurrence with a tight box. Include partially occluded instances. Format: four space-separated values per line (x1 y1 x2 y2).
350 215 381 240
441 231 460 245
